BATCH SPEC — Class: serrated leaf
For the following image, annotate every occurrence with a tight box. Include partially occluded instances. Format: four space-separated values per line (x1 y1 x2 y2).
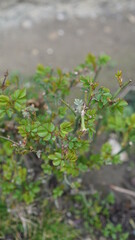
12 88 26 100
37 126 48 137
0 95 9 106
0 109 6 118
43 133 51 141
118 100 128 107
53 160 61 166
45 123 55 132
60 121 73 135
98 54 111 65
48 154 58 160
48 152 62 165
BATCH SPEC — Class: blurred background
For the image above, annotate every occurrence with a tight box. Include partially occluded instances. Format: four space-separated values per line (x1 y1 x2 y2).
0 0 135 91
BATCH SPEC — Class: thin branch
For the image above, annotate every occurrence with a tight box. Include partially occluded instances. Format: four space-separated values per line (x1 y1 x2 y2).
94 66 101 82
64 174 72 187
73 115 81 133
110 185 135 197
61 99 76 116
1 70 8 90
0 135 19 146
114 144 130 156
113 79 132 99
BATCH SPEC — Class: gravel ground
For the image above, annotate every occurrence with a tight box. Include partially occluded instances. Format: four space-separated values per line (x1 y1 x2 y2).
0 0 135 29
0 0 135 79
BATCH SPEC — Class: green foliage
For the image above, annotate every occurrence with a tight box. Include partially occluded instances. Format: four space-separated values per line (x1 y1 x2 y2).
0 201 78 240
0 53 134 239
72 193 129 240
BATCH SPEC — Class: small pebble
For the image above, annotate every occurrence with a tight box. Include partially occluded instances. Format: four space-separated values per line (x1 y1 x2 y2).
32 48 39 56
22 20 32 29
57 12 66 21
48 32 58 41
99 237 106 240
47 48 54 55
67 212 72 217
76 29 84 36
104 26 112 34
127 14 135 24
58 29 65 36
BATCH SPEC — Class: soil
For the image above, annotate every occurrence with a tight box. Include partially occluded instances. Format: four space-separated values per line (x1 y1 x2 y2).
0 0 135 93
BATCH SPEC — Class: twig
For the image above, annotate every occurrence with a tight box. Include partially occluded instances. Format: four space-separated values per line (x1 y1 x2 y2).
110 185 135 197
73 115 81 133
61 99 76 116
64 174 72 187
114 144 130 156
1 70 8 90
113 79 132 99
0 135 19 146
94 66 101 82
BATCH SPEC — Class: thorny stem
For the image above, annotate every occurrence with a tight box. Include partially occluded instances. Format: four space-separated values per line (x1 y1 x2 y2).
113 79 132 99
61 99 76 116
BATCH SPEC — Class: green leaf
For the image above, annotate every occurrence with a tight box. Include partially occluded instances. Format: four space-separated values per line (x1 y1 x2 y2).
12 89 26 111
48 154 58 161
60 121 73 135
37 126 48 137
0 95 9 106
14 100 26 111
66 151 77 162
12 88 26 100
53 160 61 166
43 132 51 141
86 53 96 70
36 65 52 76
0 109 6 118
45 123 55 132
48 152 61 161
117 100 128 107
58 106 67 118
6 109 13 118
48 152 61 166
98 54 111 66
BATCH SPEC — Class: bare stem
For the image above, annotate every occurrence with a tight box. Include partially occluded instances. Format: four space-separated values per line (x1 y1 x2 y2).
113 79 132 99
0 135 19 146
1 70 8 90
94 66 101 82
110 185 135 197
61 99 76 116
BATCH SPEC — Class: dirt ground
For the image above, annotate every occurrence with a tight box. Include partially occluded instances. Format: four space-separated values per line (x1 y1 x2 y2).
0 0 135 199
0 0 135 89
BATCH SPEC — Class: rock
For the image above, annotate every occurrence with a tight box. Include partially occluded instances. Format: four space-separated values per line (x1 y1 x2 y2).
104 26 112 34
48 31 58 41
108 134 128 162
46 48 54 55
22 20 32 29
99 237 106 240
84 237 92 240
58 29 65 36
31 48 39 56
127 14 135 24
